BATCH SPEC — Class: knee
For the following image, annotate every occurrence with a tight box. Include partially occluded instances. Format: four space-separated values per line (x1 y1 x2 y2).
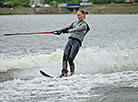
68 57 74 66
63 53 68 61
63 54 74 66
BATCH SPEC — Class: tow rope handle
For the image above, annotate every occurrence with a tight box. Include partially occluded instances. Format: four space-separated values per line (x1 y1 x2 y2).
3 31 58 36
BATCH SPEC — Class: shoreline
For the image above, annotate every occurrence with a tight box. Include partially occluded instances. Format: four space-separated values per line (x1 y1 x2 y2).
0 5 138 15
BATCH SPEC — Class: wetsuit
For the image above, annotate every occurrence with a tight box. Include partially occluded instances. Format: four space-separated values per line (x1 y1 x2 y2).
61 20 90 77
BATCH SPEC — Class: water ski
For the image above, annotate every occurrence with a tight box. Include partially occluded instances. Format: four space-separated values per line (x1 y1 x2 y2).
40 70 73 78
40 70 54 78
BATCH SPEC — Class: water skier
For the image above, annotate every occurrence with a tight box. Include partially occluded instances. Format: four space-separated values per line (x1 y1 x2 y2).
55 9 90 77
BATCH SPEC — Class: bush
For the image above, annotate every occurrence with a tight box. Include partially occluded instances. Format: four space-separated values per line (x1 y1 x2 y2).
2 0 30 8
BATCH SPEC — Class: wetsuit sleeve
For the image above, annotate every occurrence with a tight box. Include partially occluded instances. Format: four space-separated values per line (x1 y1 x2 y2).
59 23 74 34
65 22 74 30
60 22 74 31
68 23 87 33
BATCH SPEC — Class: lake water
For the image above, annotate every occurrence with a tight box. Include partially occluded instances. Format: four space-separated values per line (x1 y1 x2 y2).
0 14 138 102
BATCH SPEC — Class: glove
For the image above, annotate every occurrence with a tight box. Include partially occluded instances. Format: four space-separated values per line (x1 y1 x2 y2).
54 30 62 35
61 28 68 33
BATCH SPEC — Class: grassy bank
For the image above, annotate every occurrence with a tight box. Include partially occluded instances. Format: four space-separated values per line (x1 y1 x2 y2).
0 12 33 15
0 8 35 15
91 3 138 7
0 4 138 15
84 4 138 14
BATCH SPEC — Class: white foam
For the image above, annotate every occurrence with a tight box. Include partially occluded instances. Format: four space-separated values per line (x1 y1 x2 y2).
0 71 138 102
0 51 62 73
76 47 138 74
0 47 138 75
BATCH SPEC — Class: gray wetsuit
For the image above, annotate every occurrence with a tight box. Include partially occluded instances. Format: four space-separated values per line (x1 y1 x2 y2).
63 20 90 66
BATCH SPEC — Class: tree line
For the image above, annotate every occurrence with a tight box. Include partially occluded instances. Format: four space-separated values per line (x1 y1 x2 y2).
0 0 137 8
0 0 30 8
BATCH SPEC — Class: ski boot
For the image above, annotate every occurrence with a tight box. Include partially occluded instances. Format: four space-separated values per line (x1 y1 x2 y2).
60 69 68 78
69 65 74 76
69 72 74 76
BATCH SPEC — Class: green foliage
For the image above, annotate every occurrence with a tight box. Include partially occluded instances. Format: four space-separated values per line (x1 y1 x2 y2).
1 0 138 8
44 0 80 4
89 0 125 4
49 1 58 7
1 0 30 8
